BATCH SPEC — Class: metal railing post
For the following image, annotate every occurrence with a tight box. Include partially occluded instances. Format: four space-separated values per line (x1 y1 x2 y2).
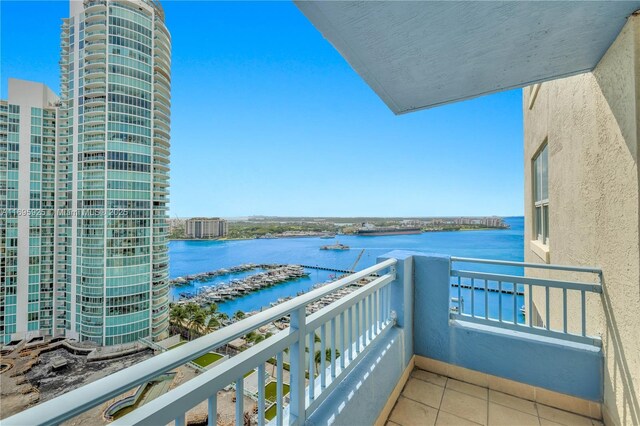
378 253 414 366
289 306 307 424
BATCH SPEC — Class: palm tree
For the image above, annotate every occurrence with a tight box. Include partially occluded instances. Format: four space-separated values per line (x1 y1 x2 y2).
169 305 189 337
187 310 206 340
205 316 220 333
185 303 200 317
305 333 322 354
207 303 218 316
314 348 341 372
170 305 187 325
233 310 245 321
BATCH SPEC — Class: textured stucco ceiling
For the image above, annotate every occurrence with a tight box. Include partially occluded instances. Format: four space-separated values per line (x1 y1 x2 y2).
295 1 640 114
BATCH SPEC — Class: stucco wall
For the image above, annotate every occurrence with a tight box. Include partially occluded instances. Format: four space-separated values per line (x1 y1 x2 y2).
523 14 640 426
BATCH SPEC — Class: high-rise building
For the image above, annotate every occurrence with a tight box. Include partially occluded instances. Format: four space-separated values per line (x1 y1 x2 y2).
185 217 228 239
0 0 171 346
0 80 60 345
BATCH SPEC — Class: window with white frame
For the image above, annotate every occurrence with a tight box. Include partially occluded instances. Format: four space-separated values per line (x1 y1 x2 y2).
533 143 549 245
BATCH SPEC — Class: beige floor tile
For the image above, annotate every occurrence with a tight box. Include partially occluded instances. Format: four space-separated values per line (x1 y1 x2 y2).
536 404 593 426
440 389 488 425
489 390 537 416
386 421 402 426
435 411 481 426
488 402 539 426
402 378 445 409
389 396 438 426
539 419 564 426
412 369 448 387
446 379 488 400
590 421 603 426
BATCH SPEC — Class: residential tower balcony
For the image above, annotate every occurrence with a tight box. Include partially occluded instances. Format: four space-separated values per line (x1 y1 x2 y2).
3 252 604 426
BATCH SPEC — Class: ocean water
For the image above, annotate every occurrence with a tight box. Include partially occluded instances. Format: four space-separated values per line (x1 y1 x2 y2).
169 217 525 316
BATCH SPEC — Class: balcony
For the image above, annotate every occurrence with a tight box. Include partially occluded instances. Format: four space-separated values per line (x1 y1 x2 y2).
3 253 603 426
84 29 106 41
84 49 106 62
84 87 106 97
83 96 106 107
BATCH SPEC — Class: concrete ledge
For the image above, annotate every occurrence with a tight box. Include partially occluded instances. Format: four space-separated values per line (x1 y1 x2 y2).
374 355 415 426
446 320 603 402
415 355 602 420
529 239 550 263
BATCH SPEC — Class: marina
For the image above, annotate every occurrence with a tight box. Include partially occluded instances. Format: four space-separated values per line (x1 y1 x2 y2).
174 265 310 305
170 263 266 287
266 274 378 318
169 217 525 316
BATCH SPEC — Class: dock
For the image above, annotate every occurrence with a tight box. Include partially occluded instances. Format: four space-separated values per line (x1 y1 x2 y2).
300 265 353 274
451 282 525 296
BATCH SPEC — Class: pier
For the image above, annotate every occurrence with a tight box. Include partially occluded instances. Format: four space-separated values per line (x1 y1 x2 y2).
300 265 353 274
451 282 525 296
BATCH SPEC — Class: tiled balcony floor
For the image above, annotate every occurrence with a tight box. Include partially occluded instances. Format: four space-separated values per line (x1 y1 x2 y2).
387 368 602 426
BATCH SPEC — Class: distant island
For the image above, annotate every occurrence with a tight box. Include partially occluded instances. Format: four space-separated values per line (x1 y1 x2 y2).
169 216 509 241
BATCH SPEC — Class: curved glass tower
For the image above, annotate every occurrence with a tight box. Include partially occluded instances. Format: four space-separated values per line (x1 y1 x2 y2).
58 0 170 345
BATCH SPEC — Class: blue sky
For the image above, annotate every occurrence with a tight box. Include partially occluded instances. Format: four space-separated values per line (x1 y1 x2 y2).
1 1 524 217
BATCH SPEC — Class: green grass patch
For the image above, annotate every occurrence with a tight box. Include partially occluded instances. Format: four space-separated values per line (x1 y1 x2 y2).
168 341 186 350
264 381 290 403
267 357 291 371
265 404 277 421
168 343 223 368
262 382 291 422
192 352 223 368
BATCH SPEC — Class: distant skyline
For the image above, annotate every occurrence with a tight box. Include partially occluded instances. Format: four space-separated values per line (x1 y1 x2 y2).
1 1 524 217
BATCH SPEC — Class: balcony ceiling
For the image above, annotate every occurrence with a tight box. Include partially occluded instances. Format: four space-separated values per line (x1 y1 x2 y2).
294 1 640 114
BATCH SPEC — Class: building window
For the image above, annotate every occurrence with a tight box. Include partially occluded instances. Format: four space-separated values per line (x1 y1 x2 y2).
533 143 549 245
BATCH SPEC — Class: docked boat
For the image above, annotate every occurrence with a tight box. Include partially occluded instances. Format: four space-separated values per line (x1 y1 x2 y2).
320 243 350 250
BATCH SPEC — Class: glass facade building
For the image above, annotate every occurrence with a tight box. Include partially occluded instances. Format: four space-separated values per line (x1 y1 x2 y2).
0 81 60 345
62 0 171 345
1 0 171 346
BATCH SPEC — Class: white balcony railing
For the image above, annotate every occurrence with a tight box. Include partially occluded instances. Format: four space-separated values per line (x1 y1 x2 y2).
4 258 397 426
449 257 603 346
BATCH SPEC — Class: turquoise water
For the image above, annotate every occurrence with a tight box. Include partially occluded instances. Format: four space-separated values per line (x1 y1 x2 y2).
169 217 525 316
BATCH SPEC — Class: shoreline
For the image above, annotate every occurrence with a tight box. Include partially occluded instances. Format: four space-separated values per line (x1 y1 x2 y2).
169 227 510 242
